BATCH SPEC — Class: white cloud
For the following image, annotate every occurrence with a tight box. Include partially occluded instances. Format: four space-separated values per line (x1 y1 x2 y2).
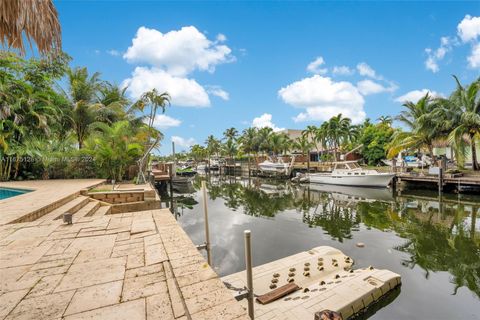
468 43 480 68
457 15 480 43
357 79 396 95
171 136 196 149
206 85 229 100
332 65 354 76
122 67 210 107
278 75 366 124
425 37 454 73
107 49 120 56
356 62 380 79
252 113 284 132
394 89 442 103
307 56 328 75
151 114 181 130
123 26 234 77
216 33 227 42
293 107 366 125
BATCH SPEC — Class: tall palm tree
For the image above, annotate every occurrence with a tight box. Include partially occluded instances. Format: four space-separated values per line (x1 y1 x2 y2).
239 127 258 171
326 114 352 160
64 67 102 149
444 76 480 170
223 127 238 142
302 125 319 161
132 88 170 182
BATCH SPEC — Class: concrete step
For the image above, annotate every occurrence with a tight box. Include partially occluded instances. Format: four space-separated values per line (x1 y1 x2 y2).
38 196 90 223
91 205 111 217
73 201 101 219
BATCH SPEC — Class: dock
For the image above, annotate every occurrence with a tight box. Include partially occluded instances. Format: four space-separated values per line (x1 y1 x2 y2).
397 172 480 190
0 180 248 320
222 246 401 320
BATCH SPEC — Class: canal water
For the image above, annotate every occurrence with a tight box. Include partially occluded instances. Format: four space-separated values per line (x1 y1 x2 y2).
163 174 480 319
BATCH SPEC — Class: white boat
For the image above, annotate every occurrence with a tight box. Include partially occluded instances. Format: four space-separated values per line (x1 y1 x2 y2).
258 156 295 175
382 154 431 168
308 161 395 188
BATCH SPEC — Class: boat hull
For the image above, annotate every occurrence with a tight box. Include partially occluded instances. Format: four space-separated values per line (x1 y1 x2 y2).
309 173 395 188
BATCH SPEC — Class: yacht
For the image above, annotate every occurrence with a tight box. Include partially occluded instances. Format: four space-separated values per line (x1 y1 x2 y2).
307 161 395 188
258 156 295 175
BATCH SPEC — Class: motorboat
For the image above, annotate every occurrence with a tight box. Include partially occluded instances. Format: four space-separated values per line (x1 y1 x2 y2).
382 154 431 168
258 156 295 175
308 161 395 188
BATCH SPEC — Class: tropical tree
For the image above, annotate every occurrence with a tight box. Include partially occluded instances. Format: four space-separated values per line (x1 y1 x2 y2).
223 127 238 142
205 135 221 167
302 125 319 160
377 115 393 127
84 121 144 181
325 114 353 160
64 67 102 148
132 88 170 182
294 135 314 171
239 127 258 170
387 93 441 161
443 77 480 170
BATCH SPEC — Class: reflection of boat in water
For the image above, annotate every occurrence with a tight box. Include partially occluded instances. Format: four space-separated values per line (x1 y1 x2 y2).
171 176 194 193
258 183 288 196
308 161 395 188
308 184 394 203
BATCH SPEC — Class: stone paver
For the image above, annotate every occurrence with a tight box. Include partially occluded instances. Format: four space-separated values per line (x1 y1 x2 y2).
0 208 247 319
0 180 104 225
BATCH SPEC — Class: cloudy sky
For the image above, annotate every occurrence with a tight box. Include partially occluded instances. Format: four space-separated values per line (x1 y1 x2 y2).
56 1 479 154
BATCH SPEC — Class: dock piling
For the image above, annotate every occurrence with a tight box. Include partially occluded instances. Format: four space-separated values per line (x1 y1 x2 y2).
244 230 254 319
201 181 212 266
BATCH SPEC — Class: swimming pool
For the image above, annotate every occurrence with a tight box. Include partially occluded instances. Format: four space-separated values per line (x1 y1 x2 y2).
0 187 32 200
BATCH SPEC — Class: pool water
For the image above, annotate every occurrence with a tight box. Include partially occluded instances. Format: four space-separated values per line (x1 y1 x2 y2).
161 175 480 320
0 187 31 200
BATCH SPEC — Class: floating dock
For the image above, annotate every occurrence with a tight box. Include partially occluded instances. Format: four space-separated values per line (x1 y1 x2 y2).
222 246 401 320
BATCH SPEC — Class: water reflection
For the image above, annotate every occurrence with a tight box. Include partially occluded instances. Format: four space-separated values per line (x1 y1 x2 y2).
169 174 480 313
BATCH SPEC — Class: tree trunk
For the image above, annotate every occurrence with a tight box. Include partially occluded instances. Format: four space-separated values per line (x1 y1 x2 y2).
427 144 436 163
471 137 479 171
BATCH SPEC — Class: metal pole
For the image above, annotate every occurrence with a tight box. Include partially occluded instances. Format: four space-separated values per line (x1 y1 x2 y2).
244 230 254 319
438 167 443 195
202 181 212 266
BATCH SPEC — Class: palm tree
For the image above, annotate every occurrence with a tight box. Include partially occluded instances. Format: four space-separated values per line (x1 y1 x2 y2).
302 125 319 161
0 0 61 55
257 127 273 156
444 77 480 170
205 135 221 168
388 93 441 161
64 67 102 149
132 89 170 182
326 114 352 160
223 127 238 142
84 121 144 181
239 127 258 172
294 135 314 171
377 115 393 126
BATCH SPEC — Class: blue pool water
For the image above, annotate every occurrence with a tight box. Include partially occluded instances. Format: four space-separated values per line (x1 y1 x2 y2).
0 187 31 200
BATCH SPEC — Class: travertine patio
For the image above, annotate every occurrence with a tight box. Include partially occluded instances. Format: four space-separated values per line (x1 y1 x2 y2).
0 180 104 225
0 209 248 319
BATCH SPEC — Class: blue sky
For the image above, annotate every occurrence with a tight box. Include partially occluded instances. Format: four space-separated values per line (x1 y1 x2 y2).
56 1 480 154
